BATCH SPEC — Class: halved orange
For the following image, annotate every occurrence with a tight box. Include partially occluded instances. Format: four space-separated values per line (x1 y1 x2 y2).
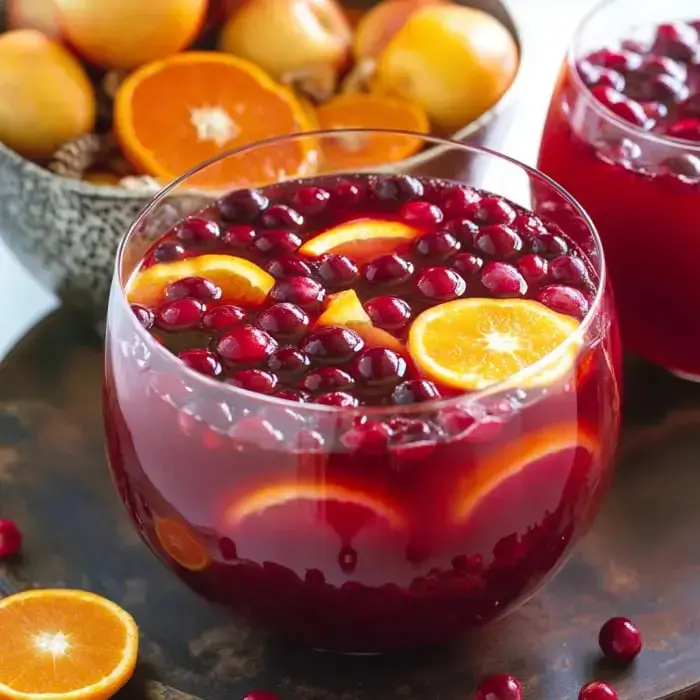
408 298 581 391
0 588 138 700
155 516 211 571
225 482 406 532
114 52 317 189
299 218 420 266
126 254 275 308
452 423 599 523
315 93 429 171
317 289 404 353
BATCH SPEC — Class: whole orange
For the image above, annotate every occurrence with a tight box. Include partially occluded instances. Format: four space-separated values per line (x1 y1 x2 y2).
0 29 95 159
53 0 208 69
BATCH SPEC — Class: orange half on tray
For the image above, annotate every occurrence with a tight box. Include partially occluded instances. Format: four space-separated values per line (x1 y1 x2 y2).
114 52 318 189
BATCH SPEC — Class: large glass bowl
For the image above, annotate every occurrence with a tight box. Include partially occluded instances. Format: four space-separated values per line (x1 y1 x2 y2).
538 0 700 380
103 130 621 653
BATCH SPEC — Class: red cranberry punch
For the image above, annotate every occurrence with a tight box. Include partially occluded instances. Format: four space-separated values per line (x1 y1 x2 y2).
538 0 700 379
103 131 621 653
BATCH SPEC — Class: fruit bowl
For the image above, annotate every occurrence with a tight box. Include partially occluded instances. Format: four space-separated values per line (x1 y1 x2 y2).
0 0 523 328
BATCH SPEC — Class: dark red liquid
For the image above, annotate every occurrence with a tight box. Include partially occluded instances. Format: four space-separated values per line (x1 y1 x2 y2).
538 20 700 377
104 174 620 652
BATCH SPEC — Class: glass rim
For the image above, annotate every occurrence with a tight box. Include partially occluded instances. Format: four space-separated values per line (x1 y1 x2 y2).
113 128 607 416
567 0 700 154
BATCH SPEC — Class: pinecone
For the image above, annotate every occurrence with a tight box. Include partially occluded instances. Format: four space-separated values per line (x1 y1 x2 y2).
48 133 114 179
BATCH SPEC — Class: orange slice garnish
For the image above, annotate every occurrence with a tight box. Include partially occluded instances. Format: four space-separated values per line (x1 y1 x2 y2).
315 93 429 171
155 517 211 571
317 289 404 353
114 52 317 189
0 588 138 700
408 298 581 391
299 218 420 266
452 423 599 523
225 482 405 531
126 254 275 308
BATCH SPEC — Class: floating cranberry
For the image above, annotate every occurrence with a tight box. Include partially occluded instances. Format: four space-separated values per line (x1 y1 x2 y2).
289 186 330 215
416 266 466 301
341 421 393 453
440 185 482 217
173 217 220 245
229 416 284 446
653 22 700 63
317 253 358 287
471 196 516 225
578 681 618 700
475 674 523 700
0 519 22 558
579 62 626 91
480 262 527 298
549 255 589 285
270 276 326 312
242 691 280 700
513 212 547 235
315 391 359 407
301 327 364 364
516 254 548 284
364 296 412 330
658 154 700 179
363 254 414 286
201 305 246 332
152 240 186 263
256 303 310 342
178 349 222 377
130 304 154 330
598 616 643 662
392 379 442 405
389 417 438 457
641 101 668 123
218 188 269 221
276 389 310 403
592 87 651 127
400 200 444 226
155 298 205 332
594 135 643 167
667 117 700 141
267 347 310 378
536 285 590 320
642 74 690 104
475 224 523 259
530 232 569 258
165 276 222 302
301 367 354 393
453 252 484 278
222 224 256 249
329 178 363 206
640 55 688 81
260 204 304 230
352 348 407 390
414 230 461 260
216 325 278 366
371 174 424 202
254 229 302 256
443 217 479 247
587 48 643 72
264 256 313 279
228 369 279 394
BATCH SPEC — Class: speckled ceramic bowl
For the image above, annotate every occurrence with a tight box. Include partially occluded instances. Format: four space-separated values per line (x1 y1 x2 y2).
0 0 525 327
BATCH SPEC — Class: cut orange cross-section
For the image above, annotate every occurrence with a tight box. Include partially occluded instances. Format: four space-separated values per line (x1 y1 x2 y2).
452 423 600 523
155 516 211 571
408 298 581 391
317 289 404 352
299 218 420 266
126 254 275 308
0 588 138 700
225 482 406 531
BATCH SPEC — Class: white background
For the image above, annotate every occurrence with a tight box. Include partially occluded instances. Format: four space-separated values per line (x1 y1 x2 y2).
0 0 597 358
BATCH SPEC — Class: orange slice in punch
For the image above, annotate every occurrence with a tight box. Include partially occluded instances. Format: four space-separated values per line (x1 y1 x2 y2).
114 52 317 189
300 218 420 266
317 289 404 353
155 516 211 571
226 482 406 532
126 254 275 307
451 423 600 524
0 588 138 700
408 298 581 391
315 93 429 171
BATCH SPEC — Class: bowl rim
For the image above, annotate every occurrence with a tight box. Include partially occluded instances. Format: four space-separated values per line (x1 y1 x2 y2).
0 0 525 200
